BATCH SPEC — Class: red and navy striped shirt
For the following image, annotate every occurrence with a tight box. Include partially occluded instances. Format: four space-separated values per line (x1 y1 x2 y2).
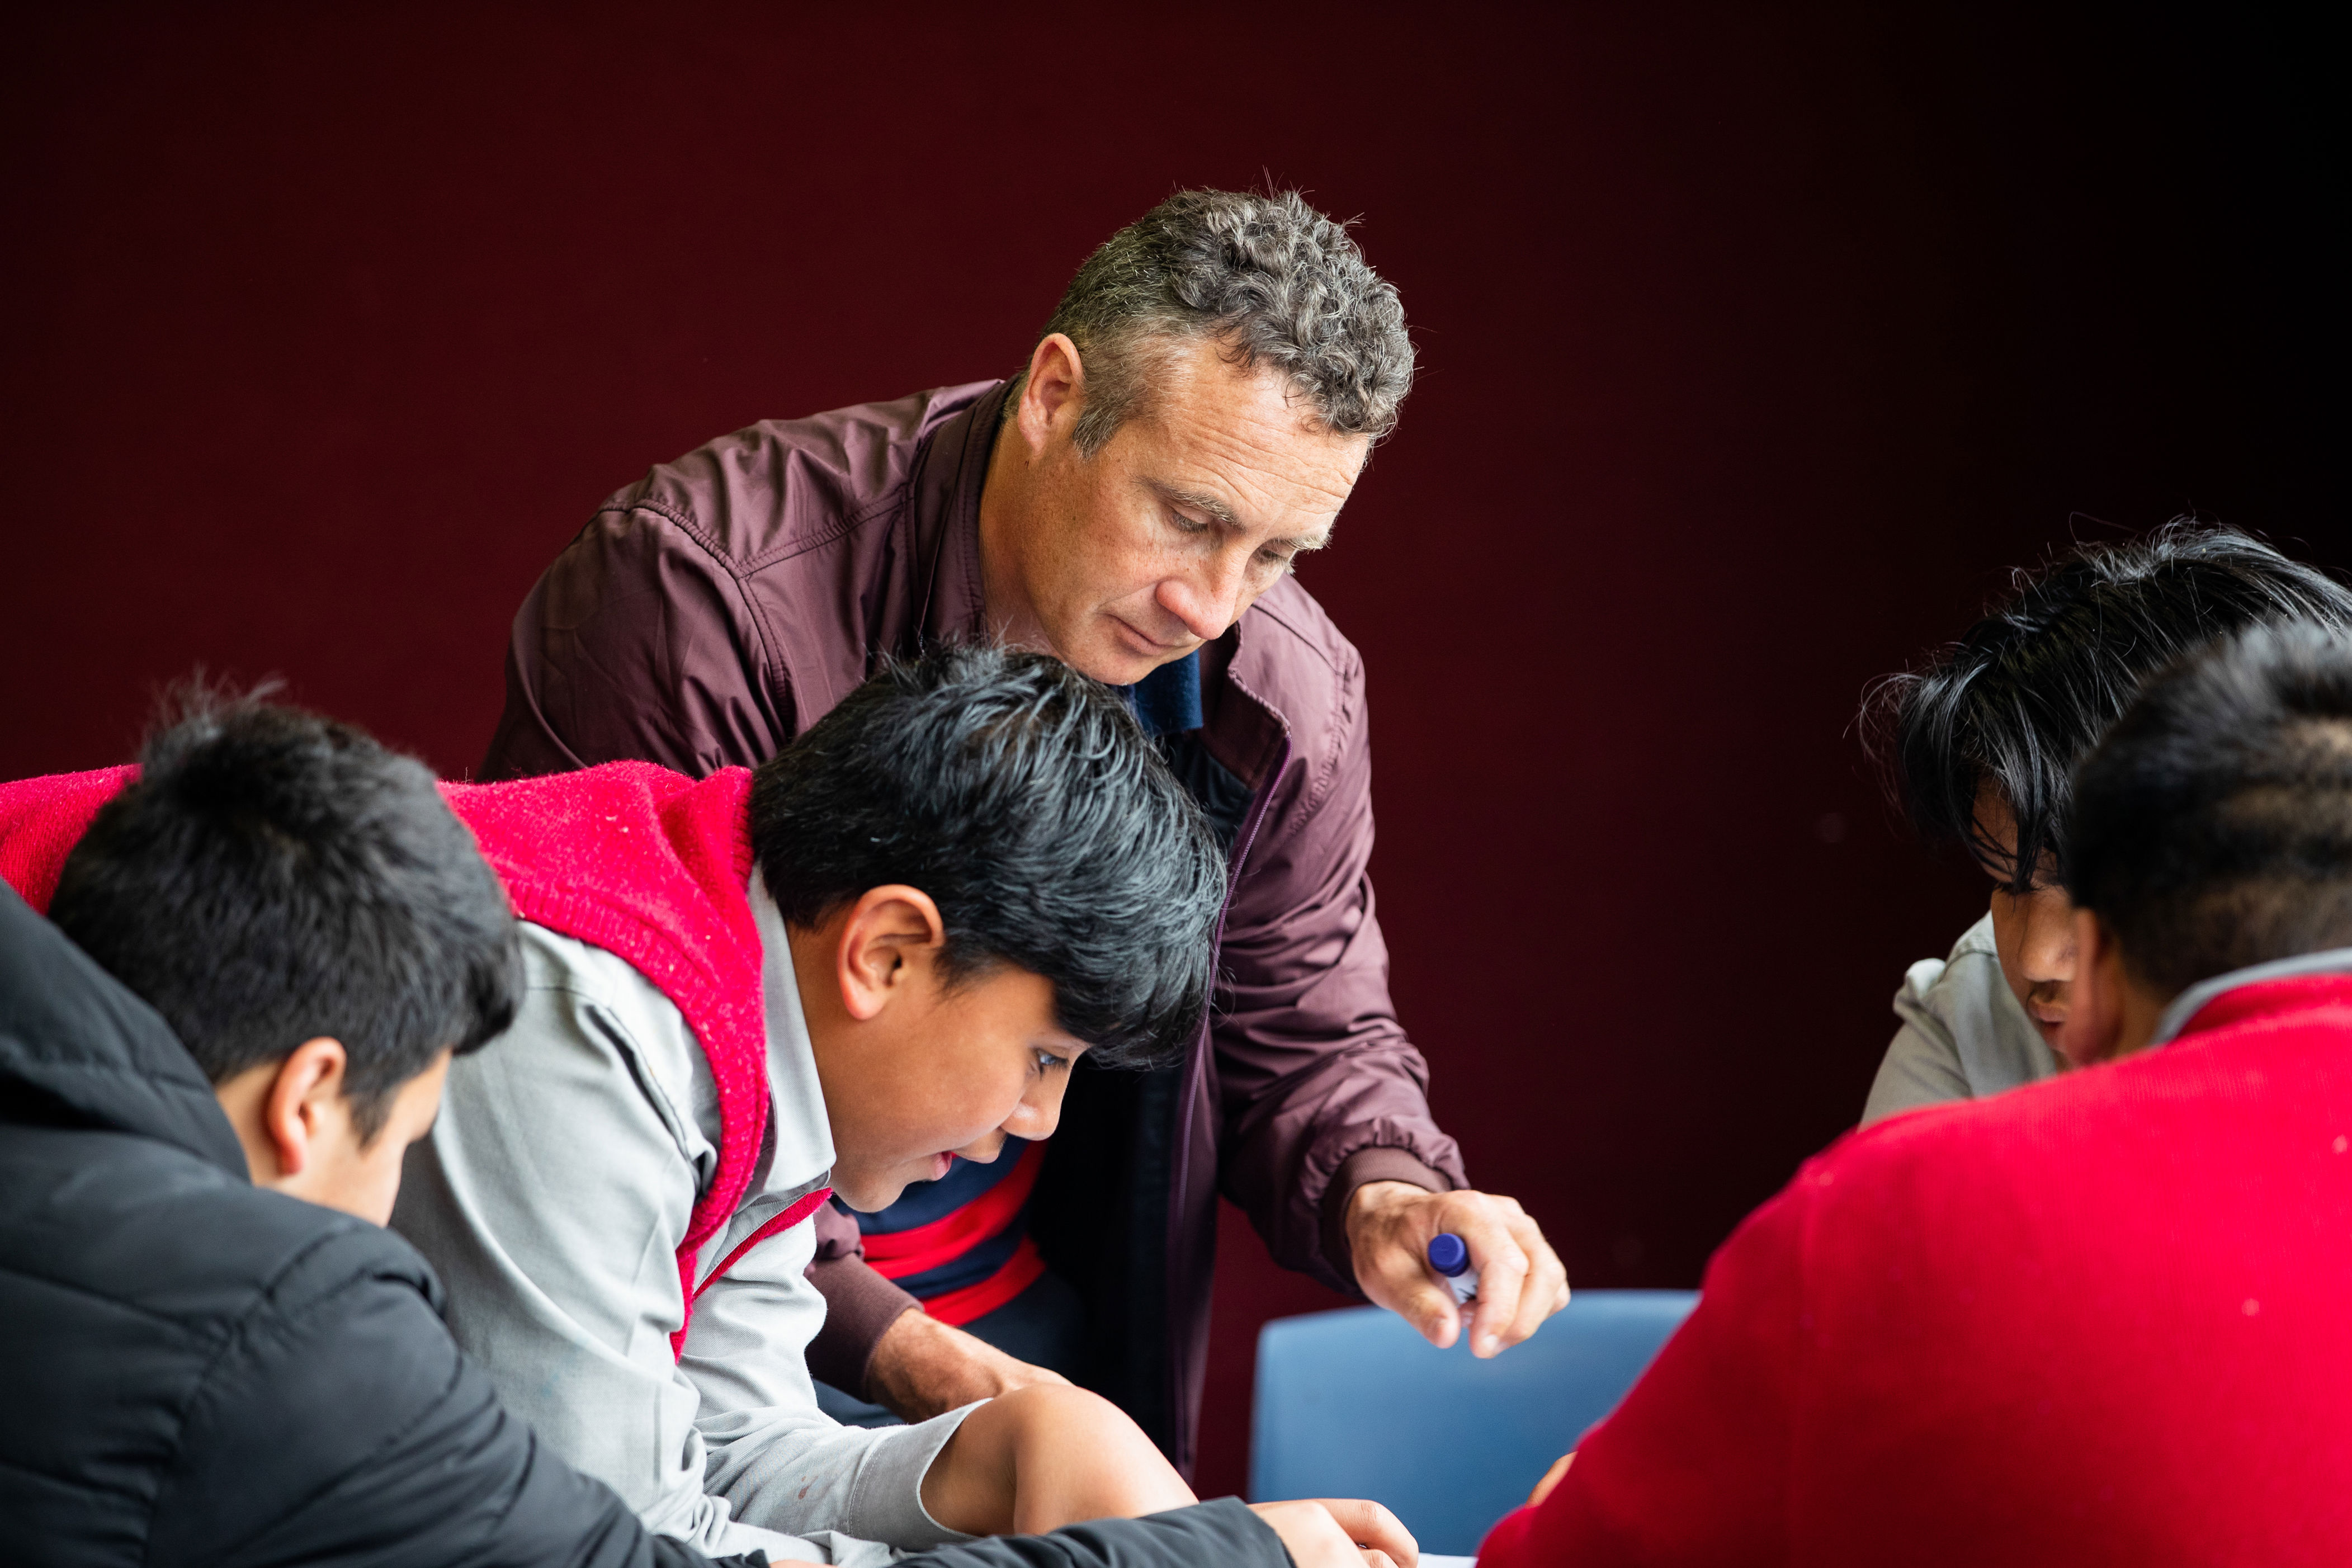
848 1139 1046 1324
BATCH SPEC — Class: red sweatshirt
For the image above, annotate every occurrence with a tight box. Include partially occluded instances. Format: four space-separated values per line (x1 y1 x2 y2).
1480 971 2352 1567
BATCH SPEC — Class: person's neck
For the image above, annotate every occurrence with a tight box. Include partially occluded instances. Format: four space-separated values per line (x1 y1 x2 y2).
975 415 1052 654
2112 976 2170 1059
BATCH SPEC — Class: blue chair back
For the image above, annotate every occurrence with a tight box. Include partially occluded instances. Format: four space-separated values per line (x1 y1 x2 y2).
1248 1290 1699 1556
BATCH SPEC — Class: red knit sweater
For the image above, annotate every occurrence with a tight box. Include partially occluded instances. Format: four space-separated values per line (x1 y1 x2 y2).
1479 973 2352 1566
0 761 821 1354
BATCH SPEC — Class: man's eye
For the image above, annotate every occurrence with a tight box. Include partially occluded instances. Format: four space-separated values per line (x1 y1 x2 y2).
1255 549 1296 575
1169 510 1210 535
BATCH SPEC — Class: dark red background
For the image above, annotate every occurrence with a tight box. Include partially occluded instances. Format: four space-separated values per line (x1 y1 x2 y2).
6 3 2341 1500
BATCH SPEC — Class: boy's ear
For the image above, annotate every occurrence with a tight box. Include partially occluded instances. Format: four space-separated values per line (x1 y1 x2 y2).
2057 909 2126 1068
265 1038 353 1178
215 1037 351 1186
835 885 950 1022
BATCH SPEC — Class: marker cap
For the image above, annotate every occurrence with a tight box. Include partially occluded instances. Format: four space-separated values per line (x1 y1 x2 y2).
1428 1232 1471 1277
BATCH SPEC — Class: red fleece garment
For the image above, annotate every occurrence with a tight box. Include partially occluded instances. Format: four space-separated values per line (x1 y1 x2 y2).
0 767 134 913
1479 975 2352 1567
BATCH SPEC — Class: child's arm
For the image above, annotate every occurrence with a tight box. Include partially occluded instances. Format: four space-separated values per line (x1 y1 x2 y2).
918 1385 1195 1536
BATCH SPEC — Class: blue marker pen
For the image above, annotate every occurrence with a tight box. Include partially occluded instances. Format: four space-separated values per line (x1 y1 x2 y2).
1428 1231 1479 1308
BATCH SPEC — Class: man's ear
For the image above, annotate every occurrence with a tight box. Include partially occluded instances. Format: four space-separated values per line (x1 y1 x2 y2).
835 885 949 1022
1013 333 1085 452
2057 909 2127 1068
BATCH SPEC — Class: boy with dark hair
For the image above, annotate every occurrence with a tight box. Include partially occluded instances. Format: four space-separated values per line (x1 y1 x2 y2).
1473 624 2352 1565
0 685 1408 1568
1862 521 2352 1122
0 697 745 1566
389 644 1242 1560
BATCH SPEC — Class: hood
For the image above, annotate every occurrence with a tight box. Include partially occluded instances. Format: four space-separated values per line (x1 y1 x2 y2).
0 880 248 1178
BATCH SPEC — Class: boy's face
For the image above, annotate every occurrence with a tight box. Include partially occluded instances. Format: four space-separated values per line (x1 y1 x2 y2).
314 1055 451 1224
792 892 1091 1212
214 1042 450 1225
1973 782 2077 1055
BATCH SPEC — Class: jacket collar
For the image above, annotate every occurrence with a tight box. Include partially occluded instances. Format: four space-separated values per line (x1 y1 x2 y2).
747 865 834 1194
1198 608 1291 791
0 877 249 1180
2153 947 2352 1045
911 380 1008 648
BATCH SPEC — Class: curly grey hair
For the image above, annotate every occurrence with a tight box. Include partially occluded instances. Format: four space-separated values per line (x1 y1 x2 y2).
1008 188 1415 455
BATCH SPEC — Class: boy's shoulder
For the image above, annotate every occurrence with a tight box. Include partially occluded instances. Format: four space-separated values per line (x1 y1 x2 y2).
1 1119 456 1545
1821 1012 2346 1246
4 1118 438 1336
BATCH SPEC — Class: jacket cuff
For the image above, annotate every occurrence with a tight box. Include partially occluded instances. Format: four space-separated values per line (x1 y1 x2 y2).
804 1255 923 1397
1317 1146 1455 1289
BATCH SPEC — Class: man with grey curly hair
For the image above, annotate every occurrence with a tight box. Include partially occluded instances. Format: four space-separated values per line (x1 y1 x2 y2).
1004 188 1413 455
480 188 1567 1481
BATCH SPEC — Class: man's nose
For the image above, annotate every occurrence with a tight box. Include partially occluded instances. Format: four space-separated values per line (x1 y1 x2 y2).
1156 551 1250 641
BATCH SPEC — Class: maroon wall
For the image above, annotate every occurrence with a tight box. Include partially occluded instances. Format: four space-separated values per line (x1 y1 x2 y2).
6 3 2341 1501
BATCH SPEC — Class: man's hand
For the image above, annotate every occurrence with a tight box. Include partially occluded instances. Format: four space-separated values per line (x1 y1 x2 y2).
1249 1499 1418 1568
1347 1182 1569 1358
866 1309 1069 1423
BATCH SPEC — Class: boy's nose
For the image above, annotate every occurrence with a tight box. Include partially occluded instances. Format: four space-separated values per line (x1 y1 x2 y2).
2022 893 2078 981
1007 1081 1069 1141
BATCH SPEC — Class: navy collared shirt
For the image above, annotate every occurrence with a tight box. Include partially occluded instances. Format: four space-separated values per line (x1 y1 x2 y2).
1120 650 1204 737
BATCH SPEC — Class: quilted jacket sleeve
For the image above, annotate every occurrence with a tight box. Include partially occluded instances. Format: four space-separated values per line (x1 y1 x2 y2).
148 1225 761 1568
892 1499 1291 1568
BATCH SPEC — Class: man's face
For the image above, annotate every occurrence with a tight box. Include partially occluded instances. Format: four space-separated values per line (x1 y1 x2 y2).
998 334 1369 686
1972 782 2076 1053
813 961 1089 1213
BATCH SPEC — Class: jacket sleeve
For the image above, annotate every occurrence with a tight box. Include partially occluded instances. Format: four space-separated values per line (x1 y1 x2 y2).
148 1227 761 1568
891 1499 1291 1568
1475 1178 1810 1567
1213 644 1468 1293
806 1201 924 1396
480 505 792 782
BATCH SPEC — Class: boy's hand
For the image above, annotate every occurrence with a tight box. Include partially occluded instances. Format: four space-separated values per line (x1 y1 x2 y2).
1527 1452 1575 1507
1347 1182 1569 1358
868 1309 1068 1422
1249 1499 1418 1567
920 1384 1195 1536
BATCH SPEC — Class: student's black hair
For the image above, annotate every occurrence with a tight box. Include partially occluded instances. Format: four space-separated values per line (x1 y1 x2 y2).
750 644 1226 1067
1871 522 2352 891
48 687 519 1139
2066 622 2352 998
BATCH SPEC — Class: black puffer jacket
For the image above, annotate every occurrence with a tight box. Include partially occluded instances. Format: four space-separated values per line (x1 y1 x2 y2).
0 881 1293 1568
0 882 742 1568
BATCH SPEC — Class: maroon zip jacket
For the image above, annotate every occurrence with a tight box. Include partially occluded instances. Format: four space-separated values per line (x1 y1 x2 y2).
481 380 1466 1472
